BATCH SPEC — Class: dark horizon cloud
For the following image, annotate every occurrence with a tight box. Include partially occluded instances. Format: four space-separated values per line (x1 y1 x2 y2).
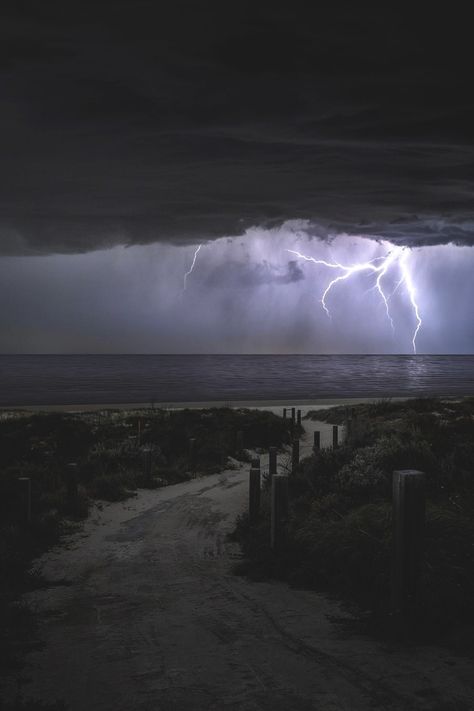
1 2 473 255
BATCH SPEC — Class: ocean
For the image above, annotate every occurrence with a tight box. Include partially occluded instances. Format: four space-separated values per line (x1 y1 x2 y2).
0 354 473 407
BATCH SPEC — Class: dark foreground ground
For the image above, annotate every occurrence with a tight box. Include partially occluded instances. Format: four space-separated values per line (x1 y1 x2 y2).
1 413 474 710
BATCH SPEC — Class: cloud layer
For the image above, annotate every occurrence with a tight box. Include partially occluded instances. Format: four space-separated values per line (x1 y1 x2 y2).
1 2 473 254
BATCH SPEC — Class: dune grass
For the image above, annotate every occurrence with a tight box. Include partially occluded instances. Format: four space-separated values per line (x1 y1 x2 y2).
233 397 474 647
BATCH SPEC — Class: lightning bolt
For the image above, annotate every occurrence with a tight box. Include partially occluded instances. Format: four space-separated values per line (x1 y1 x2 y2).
399 249 422 354
183 244 202 291
287 245 422 353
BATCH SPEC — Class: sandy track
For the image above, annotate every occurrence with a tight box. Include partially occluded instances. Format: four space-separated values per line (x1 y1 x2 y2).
13 423 474 710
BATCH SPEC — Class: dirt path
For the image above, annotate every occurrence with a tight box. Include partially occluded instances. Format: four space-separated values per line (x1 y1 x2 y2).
10 420 474 710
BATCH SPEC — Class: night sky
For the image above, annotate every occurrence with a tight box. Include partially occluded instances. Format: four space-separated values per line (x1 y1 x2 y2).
1 3 473 353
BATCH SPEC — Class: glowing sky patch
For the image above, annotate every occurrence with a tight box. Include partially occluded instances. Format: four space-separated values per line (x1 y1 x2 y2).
0 228 472 354
286 244 422 353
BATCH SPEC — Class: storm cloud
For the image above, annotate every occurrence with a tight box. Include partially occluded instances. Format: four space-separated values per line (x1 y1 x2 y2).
1 2 473 255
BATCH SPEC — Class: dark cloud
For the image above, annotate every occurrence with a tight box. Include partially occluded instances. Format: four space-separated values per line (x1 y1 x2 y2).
1 2 473 254
281 261 304 284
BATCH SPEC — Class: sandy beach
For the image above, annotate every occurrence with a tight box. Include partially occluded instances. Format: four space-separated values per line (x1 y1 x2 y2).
0 395 412 414
2 397 473 710
3 411 472 710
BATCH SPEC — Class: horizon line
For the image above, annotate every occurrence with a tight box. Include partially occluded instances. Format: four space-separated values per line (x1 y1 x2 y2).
0 353 472 358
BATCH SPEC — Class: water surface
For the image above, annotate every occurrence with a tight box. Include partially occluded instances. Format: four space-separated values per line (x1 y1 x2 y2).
0 355 473 406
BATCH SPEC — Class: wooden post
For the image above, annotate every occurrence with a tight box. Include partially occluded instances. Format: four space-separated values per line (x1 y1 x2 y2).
297 409 302 427
283 408 287 419
18 477 31 525
332 425 338 448
290 407 296 435
251 457 260 471
392 470 425 615
137 419 142 447
143 447 152 483
189 438 196 475
313 430 321 452
269 447 277 479
271 475 289 550
249 467 261 525
291 438 300 474
66 462 79 513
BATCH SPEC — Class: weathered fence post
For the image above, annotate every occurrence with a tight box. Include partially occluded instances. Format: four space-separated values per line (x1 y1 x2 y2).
292 438 300 474
189 437 197 475
332 425 339 448
18 477 31 525
143 447 152 483
137 419 142 447
291 407 296 425
268 446 277 479
66 462 79 513
251 457 260 471
271 475 289 550
392 470 426 615
313 430 321 452
297 409 302 427
283 408 287 419
249 467 261 525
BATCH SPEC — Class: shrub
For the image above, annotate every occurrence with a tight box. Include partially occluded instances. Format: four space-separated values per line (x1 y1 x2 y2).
233 396 474 643
90 473 132 501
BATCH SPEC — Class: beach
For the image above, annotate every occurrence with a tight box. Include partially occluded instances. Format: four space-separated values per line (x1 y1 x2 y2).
3 408 472 710
2 397 474 710
0 395 426 417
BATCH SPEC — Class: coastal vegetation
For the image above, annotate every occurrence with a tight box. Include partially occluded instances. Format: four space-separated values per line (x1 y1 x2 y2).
0 405 292 577
0 406 293 691
233 397 474 647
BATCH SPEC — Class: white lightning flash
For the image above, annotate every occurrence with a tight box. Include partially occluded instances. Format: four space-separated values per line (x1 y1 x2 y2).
399 249 422 354
183 244 202 291
287 245 422 353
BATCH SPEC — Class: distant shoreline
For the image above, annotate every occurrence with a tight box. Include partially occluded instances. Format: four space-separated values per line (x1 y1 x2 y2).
0 395 461 414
